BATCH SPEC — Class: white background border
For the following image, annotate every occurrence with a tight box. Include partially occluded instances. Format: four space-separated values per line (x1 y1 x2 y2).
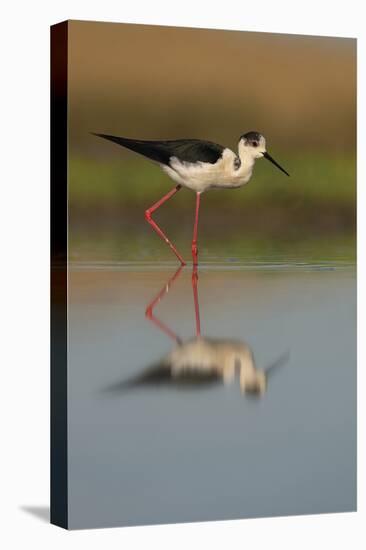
0 1 364 548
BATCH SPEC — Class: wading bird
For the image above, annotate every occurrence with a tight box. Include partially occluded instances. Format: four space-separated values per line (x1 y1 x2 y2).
93 131 289 265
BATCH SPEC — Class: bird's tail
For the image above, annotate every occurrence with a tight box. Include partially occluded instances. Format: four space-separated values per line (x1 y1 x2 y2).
91 133 170 164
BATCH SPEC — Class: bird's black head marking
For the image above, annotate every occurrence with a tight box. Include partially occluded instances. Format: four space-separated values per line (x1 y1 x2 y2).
240 131 263 147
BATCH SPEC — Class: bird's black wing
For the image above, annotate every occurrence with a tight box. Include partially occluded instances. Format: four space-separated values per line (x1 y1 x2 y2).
102 362 221 394
92 134 225 165
102 364 172 394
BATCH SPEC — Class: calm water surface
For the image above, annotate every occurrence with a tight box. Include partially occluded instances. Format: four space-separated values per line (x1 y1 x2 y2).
67 264 356 529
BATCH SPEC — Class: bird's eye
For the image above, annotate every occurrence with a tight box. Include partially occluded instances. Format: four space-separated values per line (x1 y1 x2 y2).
252 141 258 147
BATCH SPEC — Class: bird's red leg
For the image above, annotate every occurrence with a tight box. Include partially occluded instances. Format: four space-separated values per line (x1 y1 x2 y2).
145 184 186 265
191 192 201 265
191 265 201 337
145 266 183 343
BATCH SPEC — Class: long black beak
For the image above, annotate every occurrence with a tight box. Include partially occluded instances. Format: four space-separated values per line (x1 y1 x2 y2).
263 351 290 379
263 151 290 177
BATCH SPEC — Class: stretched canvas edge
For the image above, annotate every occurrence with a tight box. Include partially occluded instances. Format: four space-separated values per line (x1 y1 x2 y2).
50 20 68 530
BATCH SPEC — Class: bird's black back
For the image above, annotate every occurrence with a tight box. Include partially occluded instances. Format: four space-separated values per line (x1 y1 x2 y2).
93 133 225 165
102 362 221 394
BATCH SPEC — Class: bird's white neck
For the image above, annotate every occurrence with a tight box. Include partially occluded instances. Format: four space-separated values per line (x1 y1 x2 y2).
237 140 256 172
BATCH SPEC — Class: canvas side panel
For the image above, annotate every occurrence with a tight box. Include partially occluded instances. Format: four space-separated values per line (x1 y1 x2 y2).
50 20 68 529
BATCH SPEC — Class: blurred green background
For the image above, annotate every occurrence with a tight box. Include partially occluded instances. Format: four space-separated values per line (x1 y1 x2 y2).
68 21 356 264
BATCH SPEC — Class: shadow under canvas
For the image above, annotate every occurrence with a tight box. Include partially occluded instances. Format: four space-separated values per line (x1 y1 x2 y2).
20 506 50 523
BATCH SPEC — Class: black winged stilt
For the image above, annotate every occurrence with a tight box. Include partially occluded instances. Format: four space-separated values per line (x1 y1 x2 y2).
93 131 289 265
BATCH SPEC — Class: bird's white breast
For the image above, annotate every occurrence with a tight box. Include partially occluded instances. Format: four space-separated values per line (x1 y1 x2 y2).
161 148 254 193
165 337 255 383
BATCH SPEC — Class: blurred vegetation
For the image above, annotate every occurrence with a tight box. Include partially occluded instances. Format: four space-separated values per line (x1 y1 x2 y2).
69 153 355 207
68 152 355 264
67 21 356 264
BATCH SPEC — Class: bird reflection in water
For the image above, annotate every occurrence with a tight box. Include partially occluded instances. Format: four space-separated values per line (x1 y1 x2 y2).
106 266 289 397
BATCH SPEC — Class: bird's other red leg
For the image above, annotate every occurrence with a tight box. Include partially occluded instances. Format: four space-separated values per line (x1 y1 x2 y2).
192 192 201 266
191 264 201 337
145 266 183 343
145 184 186 265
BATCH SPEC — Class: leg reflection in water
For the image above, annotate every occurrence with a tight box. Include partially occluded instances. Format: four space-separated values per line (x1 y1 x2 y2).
104 267 289 396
